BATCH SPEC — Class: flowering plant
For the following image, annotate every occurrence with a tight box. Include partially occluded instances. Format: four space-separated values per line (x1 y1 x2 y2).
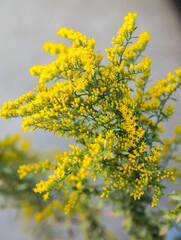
1 12 181 239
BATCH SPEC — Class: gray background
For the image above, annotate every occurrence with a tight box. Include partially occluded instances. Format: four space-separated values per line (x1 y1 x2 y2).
0 0 181 239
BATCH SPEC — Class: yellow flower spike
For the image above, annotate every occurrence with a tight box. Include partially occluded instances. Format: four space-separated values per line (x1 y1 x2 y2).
43 41 67 55
124 31 151 61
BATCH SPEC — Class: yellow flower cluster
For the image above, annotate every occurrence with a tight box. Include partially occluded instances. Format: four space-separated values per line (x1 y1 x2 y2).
112 12 137 45
18 159 56 179
43 41 68 55
106 12 137 64
124 31 151 61
142 71 179 114
1 12 180 214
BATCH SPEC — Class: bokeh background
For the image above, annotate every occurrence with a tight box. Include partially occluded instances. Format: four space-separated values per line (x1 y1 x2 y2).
0 0 181 239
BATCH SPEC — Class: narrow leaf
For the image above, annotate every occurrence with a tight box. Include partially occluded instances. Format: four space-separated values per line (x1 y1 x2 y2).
170 195 181 201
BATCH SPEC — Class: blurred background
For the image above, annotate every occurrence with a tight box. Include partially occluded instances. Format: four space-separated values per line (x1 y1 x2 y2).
0 0 180 239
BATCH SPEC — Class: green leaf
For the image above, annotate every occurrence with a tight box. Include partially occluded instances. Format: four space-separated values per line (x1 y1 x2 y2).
170 97 178 102
148 132 157 138
170 195 181 201
152 138 163 144
120 151 129 155
111 128 121 131
161 112 168 119
94 110 101 118
94 79 98 88
86 117 93 122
